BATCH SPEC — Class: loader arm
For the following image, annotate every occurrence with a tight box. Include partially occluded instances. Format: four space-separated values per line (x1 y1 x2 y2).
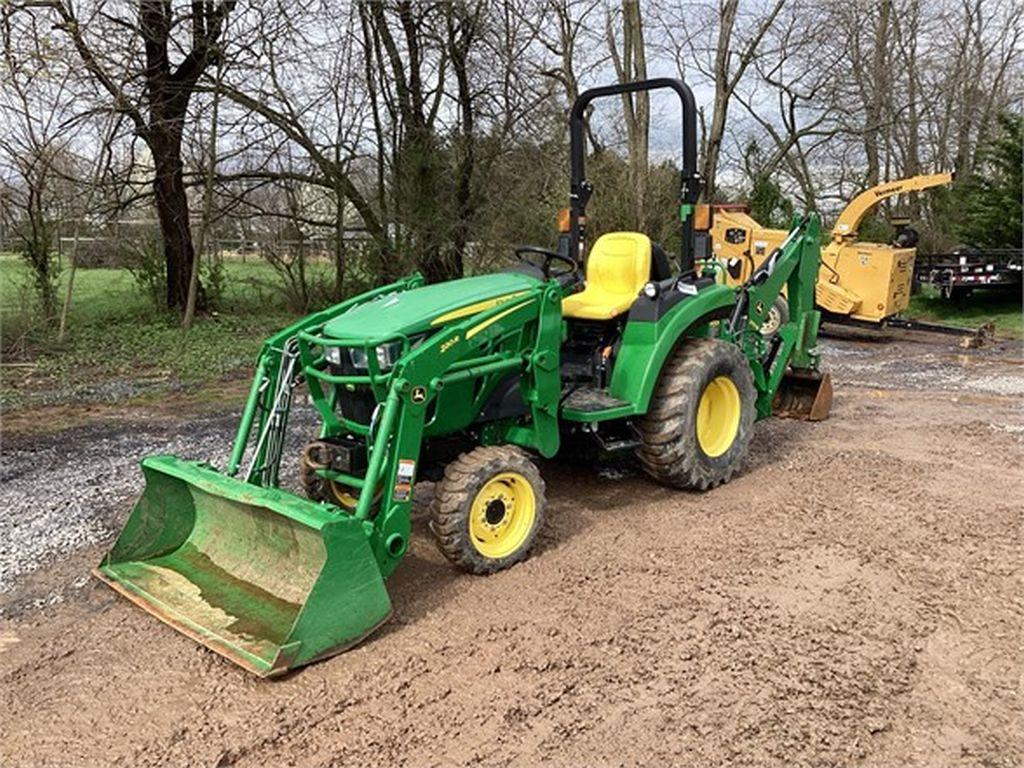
831 172 953 242
94 274 564 676
227 274 426 484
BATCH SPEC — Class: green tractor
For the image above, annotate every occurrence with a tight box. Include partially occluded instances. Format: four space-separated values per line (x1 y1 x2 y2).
95 79 832 677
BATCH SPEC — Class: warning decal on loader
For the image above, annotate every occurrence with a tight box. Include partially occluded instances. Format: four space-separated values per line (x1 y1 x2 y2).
393 459 416 501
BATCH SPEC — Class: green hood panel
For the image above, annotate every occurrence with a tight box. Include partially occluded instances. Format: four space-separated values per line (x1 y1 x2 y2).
323 272 541 340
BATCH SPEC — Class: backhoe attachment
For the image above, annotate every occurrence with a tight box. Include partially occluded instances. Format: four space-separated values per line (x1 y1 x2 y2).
774 369 833 421
731 213 833 422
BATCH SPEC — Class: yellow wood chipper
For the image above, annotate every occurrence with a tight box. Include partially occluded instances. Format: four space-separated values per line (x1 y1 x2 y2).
697 173 953 334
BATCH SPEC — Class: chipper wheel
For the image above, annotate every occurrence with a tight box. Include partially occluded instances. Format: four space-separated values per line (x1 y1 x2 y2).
636 338 756 491
430 445 546 574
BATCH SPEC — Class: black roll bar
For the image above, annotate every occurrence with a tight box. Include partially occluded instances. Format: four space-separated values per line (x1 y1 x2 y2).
567 78 701 277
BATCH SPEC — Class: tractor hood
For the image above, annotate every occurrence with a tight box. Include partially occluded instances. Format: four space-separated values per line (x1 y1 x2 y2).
322 272 541 341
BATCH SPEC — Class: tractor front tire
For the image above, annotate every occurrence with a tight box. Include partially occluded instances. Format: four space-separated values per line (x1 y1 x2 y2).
636 338 756 491
300 441 376 512
430 445 546 575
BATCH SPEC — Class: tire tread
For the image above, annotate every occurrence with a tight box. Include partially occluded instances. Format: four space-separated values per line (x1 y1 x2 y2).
635 338 756 490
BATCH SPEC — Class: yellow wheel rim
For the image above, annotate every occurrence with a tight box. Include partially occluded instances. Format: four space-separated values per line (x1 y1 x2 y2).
696 375 742 457
328 480 360 510
469 472 537 559
328 480 381 512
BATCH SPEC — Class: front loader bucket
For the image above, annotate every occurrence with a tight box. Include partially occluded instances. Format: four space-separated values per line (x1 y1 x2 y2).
94 456 391 677
773 369 833 421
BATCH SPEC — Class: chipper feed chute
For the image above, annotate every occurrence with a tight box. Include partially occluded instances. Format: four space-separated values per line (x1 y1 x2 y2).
94 456 391 677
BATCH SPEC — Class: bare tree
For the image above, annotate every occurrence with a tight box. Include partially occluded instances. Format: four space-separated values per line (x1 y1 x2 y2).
27 0 236 311
215 2 387 277
531 0 605 153
705 0 784 201
58 114 121 341
606 0 649 227
652 0 784 202
182 53 224 330
731 2 848 210
843 0 893 187
359 0 458 280
0 9 82 318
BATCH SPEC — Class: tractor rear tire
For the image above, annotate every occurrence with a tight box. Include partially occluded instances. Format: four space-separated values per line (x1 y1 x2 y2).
636 338 756 491
430 445 546 575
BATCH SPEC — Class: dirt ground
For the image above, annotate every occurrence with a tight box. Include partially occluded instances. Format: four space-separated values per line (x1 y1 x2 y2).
1 331 1022 767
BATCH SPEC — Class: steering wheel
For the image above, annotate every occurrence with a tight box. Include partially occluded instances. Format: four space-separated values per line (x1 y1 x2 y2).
514 245 578 278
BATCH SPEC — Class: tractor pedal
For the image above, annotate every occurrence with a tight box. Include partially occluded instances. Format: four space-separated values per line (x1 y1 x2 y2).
578 420 641 453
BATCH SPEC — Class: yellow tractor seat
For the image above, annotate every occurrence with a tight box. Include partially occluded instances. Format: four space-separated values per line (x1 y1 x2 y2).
562 232 652 320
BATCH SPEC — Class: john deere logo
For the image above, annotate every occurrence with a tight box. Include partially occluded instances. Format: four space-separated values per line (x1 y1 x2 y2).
411 386 427 404
440 336 460 354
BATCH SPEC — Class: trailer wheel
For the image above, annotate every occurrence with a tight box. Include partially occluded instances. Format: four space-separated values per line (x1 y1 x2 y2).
430 445 546 574
940 284 970 302
636 338 756 490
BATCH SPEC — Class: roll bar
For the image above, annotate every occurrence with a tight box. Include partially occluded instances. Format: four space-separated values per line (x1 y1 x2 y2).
567 78 702 277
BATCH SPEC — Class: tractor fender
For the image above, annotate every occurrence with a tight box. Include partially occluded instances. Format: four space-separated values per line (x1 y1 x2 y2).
608 283 737 415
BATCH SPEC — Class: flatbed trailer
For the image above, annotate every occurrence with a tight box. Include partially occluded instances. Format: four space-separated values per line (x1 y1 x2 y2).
914 248 1022 301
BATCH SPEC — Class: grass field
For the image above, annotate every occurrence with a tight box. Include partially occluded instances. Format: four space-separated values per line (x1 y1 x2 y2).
2 251 1021 410
0 254 331 408
906 286 1023 338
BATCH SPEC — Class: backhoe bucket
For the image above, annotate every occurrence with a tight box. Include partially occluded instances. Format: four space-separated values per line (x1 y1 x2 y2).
773 369 833 421
94 456 391 677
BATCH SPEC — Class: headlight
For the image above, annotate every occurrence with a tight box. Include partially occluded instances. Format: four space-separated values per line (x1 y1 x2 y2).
323 346 344 365
350 340 404 371
348 347 368 369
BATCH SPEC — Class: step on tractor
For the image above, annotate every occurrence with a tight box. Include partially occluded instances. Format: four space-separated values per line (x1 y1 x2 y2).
95 79 833 677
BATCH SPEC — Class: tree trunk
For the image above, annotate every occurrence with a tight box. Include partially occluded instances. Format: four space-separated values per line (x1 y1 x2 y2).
398 125 448 283
184 61 224 329
608 1 649 228
897 1 922 217
57 225 79 341
627 2 648 229
448 5 476 280
25 179 57 320
150 130 196 310
333 184 346 301
864 0 891 186
702 0 739 202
